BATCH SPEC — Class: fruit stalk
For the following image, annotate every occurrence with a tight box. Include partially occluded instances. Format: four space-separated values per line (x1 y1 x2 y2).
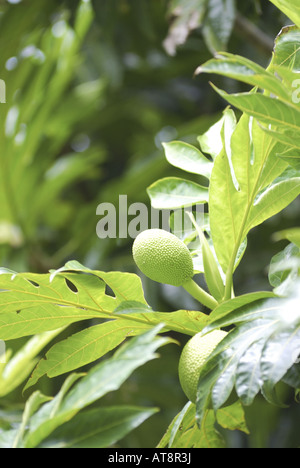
182 278 218 310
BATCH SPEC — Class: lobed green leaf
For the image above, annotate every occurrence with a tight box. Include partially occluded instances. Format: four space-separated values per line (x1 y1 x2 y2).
23 325 169 448
195 281 300 425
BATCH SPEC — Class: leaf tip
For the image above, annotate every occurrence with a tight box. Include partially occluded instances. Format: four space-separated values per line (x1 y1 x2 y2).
194 66 203 76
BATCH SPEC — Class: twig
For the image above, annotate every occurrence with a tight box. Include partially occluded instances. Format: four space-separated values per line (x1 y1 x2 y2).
234 12 274 56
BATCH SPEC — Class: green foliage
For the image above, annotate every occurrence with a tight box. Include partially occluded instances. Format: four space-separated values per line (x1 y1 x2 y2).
268 0 300 28
0 260 208 395
162 141 213 179
0 0 104 270
198 27 300 151
0 0 300 450
0 326 167 448
197 281 300 414
148 177 209 210
0 329 64 397
153 0 300 443
158 400 248 448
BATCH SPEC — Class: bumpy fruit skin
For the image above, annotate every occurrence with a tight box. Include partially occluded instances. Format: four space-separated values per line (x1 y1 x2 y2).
132 229 194 287
178 330 227 403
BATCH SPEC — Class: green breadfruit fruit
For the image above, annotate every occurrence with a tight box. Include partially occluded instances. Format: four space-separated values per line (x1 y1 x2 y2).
178 330 228 403
132 229 194 287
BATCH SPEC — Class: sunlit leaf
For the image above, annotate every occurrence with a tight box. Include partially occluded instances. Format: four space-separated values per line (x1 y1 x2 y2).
268 1 300 28
209 113 290 275
211 85 300 131
147 177 209 209
196 52 290 101
195 281 300 424
163 141 213 178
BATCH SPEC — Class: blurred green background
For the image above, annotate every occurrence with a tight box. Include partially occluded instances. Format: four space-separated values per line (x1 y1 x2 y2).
0 0 299 448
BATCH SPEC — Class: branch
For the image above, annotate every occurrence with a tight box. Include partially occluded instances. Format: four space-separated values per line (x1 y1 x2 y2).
234 12 274 56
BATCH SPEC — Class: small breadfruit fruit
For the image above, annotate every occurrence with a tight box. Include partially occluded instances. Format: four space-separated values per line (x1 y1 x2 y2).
132 229 194 287
178 330 228 403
